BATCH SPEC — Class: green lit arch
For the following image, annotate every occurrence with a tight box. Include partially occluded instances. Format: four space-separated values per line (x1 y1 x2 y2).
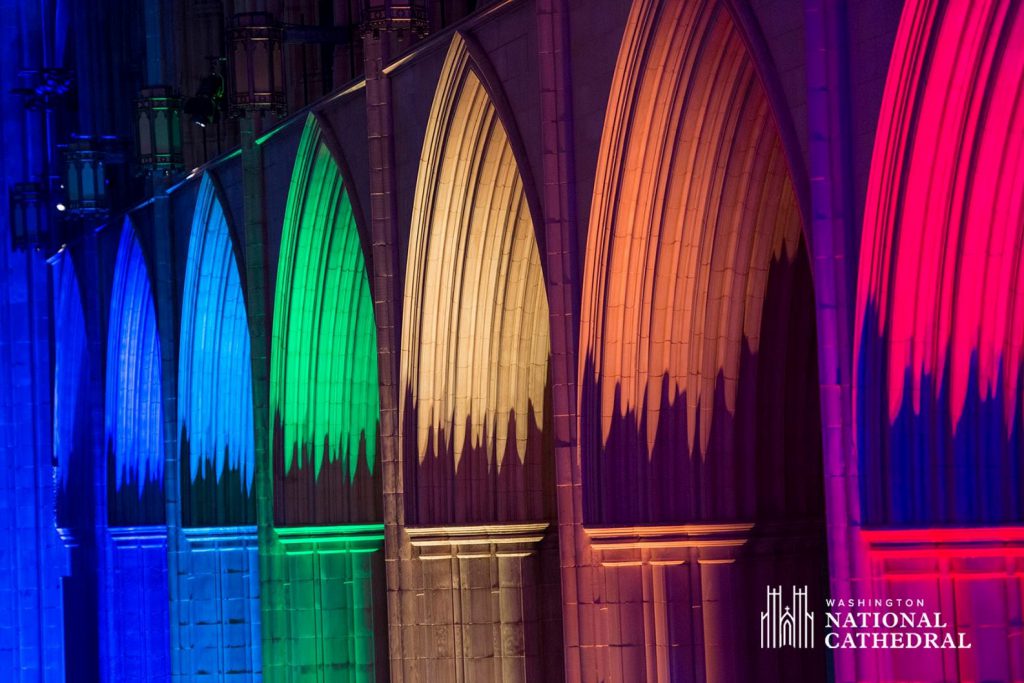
270 113 380 525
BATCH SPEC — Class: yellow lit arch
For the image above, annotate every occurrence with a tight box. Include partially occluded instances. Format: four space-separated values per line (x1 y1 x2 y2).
401 35 550 523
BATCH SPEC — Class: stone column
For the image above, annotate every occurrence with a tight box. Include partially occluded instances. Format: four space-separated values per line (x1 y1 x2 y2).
149 173 183 680
535 0 586 679
803 1 868 680
238 111 279 679
401 524 557 682
360 3 413 679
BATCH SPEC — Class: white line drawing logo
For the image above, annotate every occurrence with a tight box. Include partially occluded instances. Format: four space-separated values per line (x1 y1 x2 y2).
761 585 814 648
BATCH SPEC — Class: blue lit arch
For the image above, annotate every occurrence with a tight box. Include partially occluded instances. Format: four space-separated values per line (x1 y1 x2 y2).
53 249 102 681
105 218 165 525
53 251 89 526
178 175 255 526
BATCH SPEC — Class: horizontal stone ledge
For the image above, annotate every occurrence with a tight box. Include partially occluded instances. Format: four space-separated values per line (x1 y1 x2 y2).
586 522 754 548
108 525 168 547
585 521 824 564
861 525 1024 552
273 523 386 554
862 526 1024 576
180 525 257 550
56 527 79 547
405 523 551 557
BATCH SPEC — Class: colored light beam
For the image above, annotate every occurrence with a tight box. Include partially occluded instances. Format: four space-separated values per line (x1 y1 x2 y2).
179 176 255 498
402 37 549 475
271 114 378 483
857 0 1024 434
53 250 86 496
856 0 1024 524
579 0 803 456
105 219 164 499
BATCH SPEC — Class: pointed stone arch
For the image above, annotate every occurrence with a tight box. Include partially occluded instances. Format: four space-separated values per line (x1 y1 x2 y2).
102 217 170 681
856 0 1024 527
393 34 563 682
179 174 255 526
855 2 1024 679
53 251 89 526
579 0 823 527
52 249 101 679
106 217 165 526
577 1 827 680
174 174 262 680
271 113 381 526
401 33 552 525
264 113 387 683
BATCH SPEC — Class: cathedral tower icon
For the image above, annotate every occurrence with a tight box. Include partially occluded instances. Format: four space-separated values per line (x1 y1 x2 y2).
761 586 814 648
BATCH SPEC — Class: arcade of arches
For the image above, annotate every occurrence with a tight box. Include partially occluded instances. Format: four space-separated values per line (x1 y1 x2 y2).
1 0 1020 682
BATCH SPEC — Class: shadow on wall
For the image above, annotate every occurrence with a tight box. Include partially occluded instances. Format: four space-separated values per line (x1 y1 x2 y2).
581 245 825 526
272 410 382 525
854 0 1024 529
106 437 165 526
179 425 256 526
402 371 555 525
858 303 1024 526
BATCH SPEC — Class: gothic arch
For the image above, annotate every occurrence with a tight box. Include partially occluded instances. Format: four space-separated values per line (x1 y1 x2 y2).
576 1 828 679
102 217 170 681
179 175 255 526
53 251 89 525
270 113 380 526
106 217 165 526
579 0 823 526
393 34 562 682
852 4 1024 680
856 0 1024 527
401 34 552 525
264 113 387 682
52 249 101 680
174 173 261 679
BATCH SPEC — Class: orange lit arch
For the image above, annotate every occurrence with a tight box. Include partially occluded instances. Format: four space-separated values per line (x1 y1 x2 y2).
580 0 821 524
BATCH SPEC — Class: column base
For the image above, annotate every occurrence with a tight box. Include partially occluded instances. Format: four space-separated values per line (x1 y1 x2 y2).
393 522 564 683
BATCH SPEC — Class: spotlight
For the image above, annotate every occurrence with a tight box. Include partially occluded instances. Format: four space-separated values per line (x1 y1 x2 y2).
55 202 66 212
184 73 225 128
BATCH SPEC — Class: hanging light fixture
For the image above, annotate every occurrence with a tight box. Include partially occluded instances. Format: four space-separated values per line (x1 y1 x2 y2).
8 181 50 252
61 135 118 218
135 85 183 175
361 1 429 40
228 12 286 117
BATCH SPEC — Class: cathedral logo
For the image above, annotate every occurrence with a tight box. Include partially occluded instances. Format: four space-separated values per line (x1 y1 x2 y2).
761 585 814 648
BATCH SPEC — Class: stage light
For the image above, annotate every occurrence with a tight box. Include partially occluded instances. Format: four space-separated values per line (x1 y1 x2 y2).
183 73 224 128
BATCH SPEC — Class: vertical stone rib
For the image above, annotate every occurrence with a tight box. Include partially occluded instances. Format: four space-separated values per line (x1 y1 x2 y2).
239 113 274 677
361 20 406 680
804 0 864 679
535 0 585 677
